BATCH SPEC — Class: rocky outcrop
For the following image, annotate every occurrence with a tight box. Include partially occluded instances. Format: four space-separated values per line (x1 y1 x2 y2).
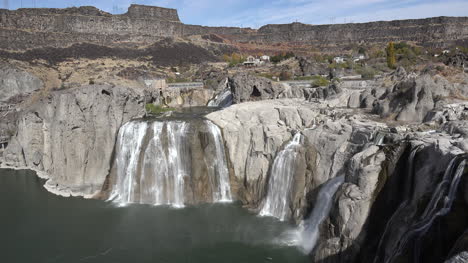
0 63 43 103
306 84 342 101
354 68 468 123
228 73 304 103
3 85 145 197
298 57 329 76
206 99 387 222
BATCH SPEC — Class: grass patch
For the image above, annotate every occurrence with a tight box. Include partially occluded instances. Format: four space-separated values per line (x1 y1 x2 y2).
145 104 175 115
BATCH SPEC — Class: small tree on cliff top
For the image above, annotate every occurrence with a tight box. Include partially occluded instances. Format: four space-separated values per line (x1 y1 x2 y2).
386 42 396 69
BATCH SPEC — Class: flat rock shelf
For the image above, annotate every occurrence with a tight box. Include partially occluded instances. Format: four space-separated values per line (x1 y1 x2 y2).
0 169 308 263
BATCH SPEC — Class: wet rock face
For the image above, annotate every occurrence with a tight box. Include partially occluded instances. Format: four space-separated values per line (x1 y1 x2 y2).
445 252 468 263
206 99 385 222
0 63 43 103
313 136 468 263
103 118 232 206
3 85 145 196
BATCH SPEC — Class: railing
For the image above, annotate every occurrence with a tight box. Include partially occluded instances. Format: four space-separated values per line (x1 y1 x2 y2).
167 82 204 89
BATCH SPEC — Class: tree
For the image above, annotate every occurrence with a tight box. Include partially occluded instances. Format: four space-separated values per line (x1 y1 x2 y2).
386 42 396 69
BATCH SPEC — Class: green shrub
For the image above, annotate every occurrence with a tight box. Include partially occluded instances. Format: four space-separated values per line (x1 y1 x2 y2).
386 42 396 69
294 76 315 81
223 53 246 67
145 104 175 115
270 52 295 63
358 67 376 79
311 76 330 87
256 73 276 80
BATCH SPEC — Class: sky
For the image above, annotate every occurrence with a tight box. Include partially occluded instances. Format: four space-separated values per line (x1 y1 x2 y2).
3 0 468 28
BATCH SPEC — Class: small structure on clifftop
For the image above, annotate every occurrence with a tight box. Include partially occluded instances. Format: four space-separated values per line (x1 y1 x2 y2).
243 56 263 67
144 78 167 90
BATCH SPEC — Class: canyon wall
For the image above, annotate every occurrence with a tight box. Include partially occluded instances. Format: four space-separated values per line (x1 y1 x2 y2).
0 5 467 51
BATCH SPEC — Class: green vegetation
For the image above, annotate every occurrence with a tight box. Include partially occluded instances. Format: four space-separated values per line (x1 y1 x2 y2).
223 53 246 67
358 47 366 55
145 104 175 115
311 76 330 87
270 52 295 63
256 73 276 80
386 42 396 69
357 67 376 79
311 54 334 63
294 76 316 81
457 46 468 54
167 77 190 83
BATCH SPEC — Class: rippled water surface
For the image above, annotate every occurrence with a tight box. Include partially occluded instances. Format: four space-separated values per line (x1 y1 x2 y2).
0 169 308 263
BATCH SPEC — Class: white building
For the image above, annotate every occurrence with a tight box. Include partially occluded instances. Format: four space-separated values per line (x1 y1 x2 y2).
353 54 366 62
244 56 263 66
260 55 270 62
333 56 345 63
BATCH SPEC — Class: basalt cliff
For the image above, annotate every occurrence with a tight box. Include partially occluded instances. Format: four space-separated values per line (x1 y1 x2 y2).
0 4 467 53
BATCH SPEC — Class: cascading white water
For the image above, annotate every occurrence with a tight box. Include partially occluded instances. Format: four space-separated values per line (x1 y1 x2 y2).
108 119 232 207
109 121 148 204
205 120 232 202
207 88 233 108
260 133 303 221
386 157 466 263
274 175 345 254
208 79 233 108
373 145 422 263
298 175 345 254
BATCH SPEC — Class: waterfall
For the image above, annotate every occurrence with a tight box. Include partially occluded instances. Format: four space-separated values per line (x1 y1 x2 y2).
260 133 303 221
109 121 148 204
207 88 233 108
373 131 386 146
386 157 466 263
373 145 421 263
108 119 232 207
298 175 345 254
208 79 233 108
205 121 232 202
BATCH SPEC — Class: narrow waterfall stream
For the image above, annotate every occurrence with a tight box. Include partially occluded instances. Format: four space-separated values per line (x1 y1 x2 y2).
107 114 232 207
276 175 345 254
386 157 467 263
298 175 345 253
207 79 233 108
260 133 303 221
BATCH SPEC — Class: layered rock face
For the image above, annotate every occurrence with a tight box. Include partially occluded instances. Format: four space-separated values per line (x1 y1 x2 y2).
3 85 145 196
0 5 467 51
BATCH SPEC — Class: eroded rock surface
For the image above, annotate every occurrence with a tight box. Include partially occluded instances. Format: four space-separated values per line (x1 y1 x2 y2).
0 62 43 103
3 85 145 197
